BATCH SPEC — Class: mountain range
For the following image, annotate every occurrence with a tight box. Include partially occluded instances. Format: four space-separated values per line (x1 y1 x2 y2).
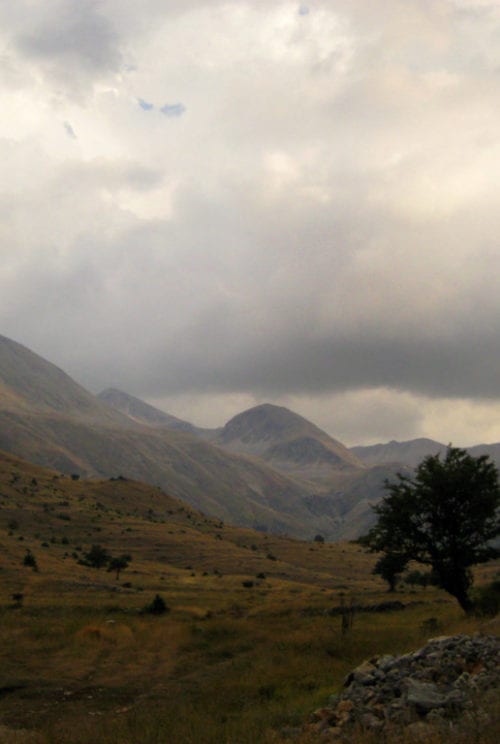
2 333 498 541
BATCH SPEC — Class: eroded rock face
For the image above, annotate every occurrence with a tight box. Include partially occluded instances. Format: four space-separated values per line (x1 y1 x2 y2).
306 634 500 740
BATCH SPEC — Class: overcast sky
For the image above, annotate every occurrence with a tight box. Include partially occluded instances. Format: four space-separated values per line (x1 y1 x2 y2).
1 0 500 445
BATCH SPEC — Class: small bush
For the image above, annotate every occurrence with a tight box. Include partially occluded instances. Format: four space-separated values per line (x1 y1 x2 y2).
143 594 169 615
22 550 38 571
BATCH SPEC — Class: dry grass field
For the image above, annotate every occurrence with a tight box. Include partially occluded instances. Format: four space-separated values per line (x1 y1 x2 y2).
0 451 498 743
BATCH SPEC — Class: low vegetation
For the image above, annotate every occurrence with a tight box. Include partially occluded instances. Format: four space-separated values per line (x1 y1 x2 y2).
0 451 498 743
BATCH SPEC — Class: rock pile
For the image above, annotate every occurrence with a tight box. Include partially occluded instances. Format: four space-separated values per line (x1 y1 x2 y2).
307 634 500 740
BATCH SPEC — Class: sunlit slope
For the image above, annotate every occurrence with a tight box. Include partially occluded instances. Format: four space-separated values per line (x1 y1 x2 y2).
0 449 375 588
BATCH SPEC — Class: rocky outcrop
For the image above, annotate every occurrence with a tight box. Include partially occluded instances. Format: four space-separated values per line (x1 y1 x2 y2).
306 634 500 740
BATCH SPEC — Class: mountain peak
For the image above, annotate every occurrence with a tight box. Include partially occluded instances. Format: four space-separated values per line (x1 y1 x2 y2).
220 403 318 443
217 403 363 470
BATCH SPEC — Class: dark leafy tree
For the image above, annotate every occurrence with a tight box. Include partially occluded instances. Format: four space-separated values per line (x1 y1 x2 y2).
84 544 110 569
107 554 131 580
363 447 500 612
373 552 408 592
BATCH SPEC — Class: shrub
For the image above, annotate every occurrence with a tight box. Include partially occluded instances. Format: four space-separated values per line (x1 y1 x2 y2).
22 550 38 571
143 594 169 615
83 544 110 569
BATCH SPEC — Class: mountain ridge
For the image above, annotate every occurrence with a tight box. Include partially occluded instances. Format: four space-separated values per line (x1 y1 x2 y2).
0 334 361 540
6 333 497 541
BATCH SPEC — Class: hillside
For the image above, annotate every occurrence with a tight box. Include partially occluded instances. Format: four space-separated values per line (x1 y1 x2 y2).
0 449 372 586
0 335 430 541
0 336 361 540
0 335 128 425
98 392 393 539
97 388 212 436
0 449 498 744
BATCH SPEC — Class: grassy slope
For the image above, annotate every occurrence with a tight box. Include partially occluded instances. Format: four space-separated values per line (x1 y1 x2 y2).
0 451 498 744
0 409 338 539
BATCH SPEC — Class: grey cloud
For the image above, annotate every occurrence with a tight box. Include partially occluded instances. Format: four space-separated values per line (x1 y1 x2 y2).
2 127 500 402
2 0 123 95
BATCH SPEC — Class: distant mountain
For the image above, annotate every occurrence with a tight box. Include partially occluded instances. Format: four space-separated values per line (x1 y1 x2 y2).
5 334 466 541
98 388 195 432
351 438 446 468
351 437 500 472
98 387 220 440
216 403 363 479
466 443 500 469
0 335 355 539
93 392 402 540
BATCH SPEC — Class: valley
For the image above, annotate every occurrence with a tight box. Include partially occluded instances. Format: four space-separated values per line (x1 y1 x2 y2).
0 334 499 742
0 450 498 743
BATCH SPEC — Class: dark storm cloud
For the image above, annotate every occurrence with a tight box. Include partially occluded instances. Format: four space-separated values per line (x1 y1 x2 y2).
167 328 500 400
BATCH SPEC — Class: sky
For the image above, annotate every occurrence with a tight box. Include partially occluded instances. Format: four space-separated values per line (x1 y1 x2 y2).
1 0 500 446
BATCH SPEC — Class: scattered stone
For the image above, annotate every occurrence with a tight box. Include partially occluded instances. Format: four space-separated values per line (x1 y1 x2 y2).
302 634 500 739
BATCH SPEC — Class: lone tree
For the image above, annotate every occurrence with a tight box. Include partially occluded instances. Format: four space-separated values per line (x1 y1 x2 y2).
107 554 131 580
363 447 500 612
373 551 408 592
83 544 110 569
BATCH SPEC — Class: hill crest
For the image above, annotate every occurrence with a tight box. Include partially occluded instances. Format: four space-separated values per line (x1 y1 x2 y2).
217 403 363 471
